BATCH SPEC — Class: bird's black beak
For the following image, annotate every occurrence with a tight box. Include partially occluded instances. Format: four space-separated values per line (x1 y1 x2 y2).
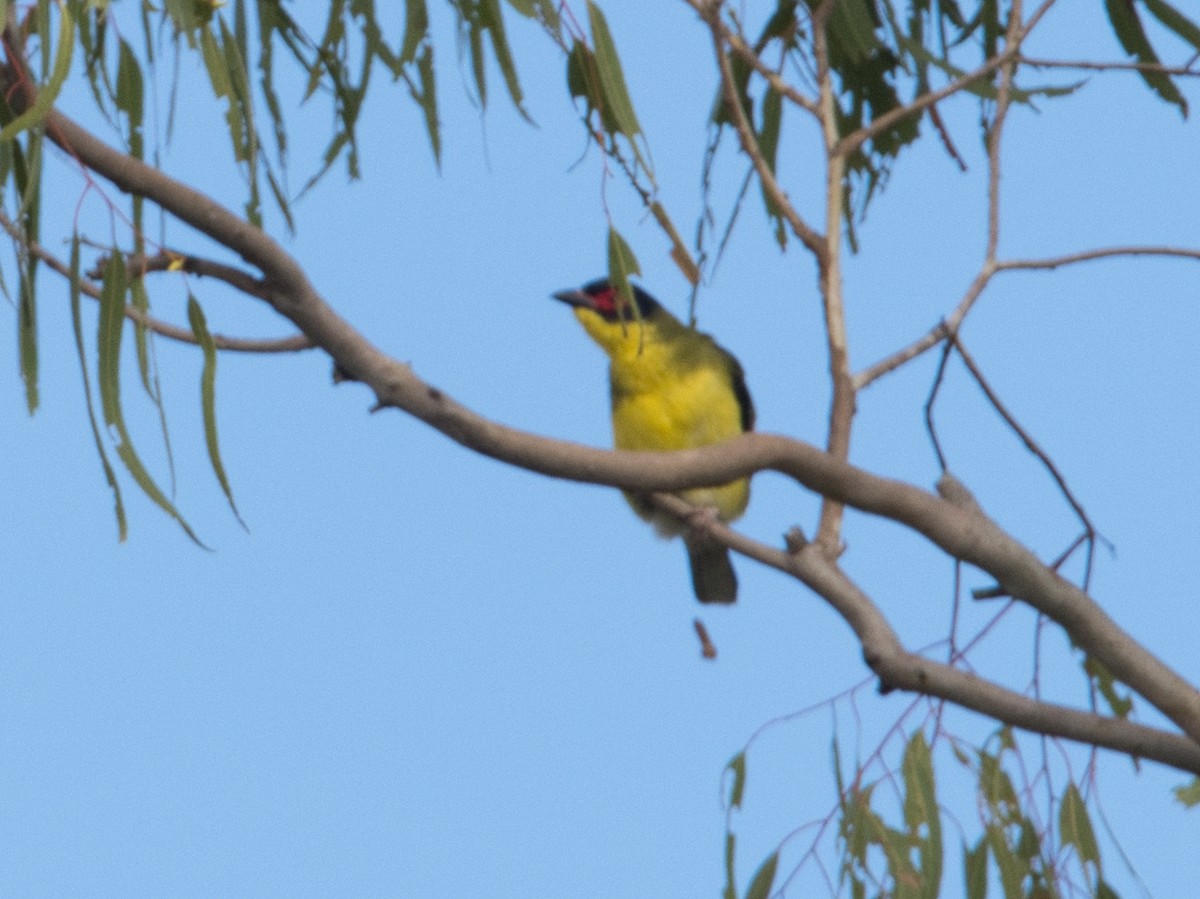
551 288 594 310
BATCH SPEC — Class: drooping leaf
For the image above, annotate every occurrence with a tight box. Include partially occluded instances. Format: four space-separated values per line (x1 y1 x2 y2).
723 831 737 899
1104 0 1188 116
1084 654 1134 718
1142 0 1200 53
187 295 246 528
586 1 641 137
1174 777 1200 807
963 838 988 899
757 86 786 248
726 751 747 809
606 225 641 313
1058 783 1100 866
18 258 38 414
480 0 531 120
744 851 778 899
902 731 943 897
98 255 206 547
69 235 128 541
400 0 429 63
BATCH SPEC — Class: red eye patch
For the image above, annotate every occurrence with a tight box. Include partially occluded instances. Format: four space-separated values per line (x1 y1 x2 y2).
590 286 618 315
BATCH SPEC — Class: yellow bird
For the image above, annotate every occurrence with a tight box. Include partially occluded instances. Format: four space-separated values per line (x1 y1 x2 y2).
552 278 754 603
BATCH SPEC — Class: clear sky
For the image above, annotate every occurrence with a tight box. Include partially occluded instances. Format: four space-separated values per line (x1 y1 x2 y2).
3 3 1198 897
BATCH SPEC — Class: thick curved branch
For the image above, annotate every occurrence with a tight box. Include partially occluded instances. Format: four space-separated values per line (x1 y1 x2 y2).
652 492 1200 773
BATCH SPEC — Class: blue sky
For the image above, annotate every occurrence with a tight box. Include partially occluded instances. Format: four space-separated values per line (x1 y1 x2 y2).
3 2 1199 896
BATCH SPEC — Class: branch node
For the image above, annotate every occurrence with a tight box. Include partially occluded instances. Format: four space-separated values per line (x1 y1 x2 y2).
784 526 808 554
937 472 982 512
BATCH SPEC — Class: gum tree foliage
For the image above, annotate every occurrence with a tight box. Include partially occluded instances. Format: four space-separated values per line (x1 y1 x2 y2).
5 1 1200 896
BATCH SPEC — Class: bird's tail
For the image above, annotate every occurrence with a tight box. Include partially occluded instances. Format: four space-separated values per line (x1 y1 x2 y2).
685 536 737 604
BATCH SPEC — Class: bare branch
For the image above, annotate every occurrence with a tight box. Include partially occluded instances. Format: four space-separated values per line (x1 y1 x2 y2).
653 493 1200 774
1022 56 1200 77
720 21 820 117
0 209 311 354
856 241 1200 391
121 251 279 302
997 245 1200 271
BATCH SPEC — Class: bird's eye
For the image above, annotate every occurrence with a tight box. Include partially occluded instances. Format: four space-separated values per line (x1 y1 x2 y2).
592 287 619 317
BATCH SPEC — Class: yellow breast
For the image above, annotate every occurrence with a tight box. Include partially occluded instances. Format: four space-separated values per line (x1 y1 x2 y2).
577 308 751 531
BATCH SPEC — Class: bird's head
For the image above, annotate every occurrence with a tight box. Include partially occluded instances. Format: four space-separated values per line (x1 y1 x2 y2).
551 278 667 357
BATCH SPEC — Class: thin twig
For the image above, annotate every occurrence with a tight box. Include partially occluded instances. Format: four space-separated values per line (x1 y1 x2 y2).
0 210 312 353
721 22 820 117
997 245 1200 271
690 0 827 260
1021 56 1200 77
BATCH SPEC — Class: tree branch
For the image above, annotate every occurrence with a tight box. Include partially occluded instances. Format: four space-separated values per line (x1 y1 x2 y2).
654 493 1200 774
0 209 311 354
13 27 1199 768
691 0 827 260
854 242 1200 390
811 0 853 554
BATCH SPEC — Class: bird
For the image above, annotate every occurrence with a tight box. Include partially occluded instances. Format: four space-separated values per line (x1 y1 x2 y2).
551 277 754 603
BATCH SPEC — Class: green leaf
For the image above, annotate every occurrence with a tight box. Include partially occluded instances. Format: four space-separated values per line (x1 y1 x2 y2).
711 51 752 128
758 86 786 248
902 731 942 898
0 3 75 143
964 839 988 899
1083 654 1134 718
586 1 641 136
744 851 778 899
187 295 246 528
400 0 428 63
1141 0 1200 54
480 0 531 120
984 823 1025 899
723 832 737 899
606 225 641 313
1058 783 1100 865
726 751 747 809
115 38 144 153
1174 777 1200 807
1104 0 1187 115
828 0 880 63
69 235 127 541
506 0 558 28
414 44 441 166
98 255 207 548
18 256 37 414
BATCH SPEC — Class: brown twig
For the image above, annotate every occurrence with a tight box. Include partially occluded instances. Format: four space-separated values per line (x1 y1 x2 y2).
1021 56 1200 77
720 21 820 117
691 0 827 260
0 210 312 353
